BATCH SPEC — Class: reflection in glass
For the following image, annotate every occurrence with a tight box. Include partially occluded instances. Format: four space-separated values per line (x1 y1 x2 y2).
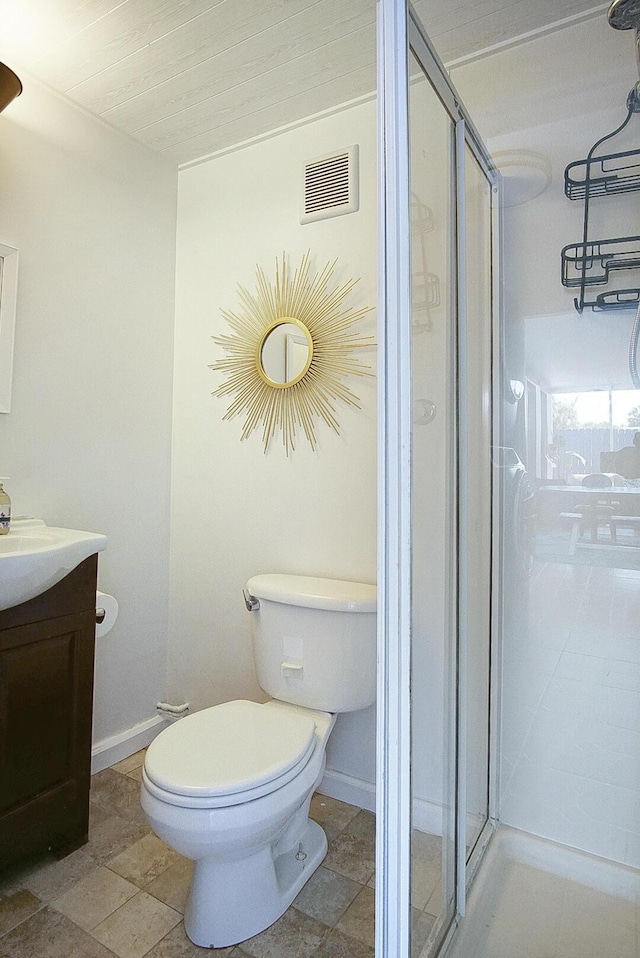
463 147 493 858
409 48 456 956
259 322 312 385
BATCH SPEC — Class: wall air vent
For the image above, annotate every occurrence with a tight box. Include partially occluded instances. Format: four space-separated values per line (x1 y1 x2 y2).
301 145 359 224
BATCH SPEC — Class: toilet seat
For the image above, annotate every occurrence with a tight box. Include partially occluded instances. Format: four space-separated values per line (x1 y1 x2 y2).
143 700 318 809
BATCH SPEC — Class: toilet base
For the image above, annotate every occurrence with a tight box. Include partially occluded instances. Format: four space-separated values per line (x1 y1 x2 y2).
184 818 327 948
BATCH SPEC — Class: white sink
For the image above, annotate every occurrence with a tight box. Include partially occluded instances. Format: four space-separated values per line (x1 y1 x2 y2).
0 518 107 612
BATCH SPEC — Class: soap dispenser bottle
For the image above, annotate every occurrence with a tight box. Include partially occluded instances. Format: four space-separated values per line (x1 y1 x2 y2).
0 479 11 534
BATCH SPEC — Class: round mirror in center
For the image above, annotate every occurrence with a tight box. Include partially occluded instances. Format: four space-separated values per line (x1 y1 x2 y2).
258 318 313 387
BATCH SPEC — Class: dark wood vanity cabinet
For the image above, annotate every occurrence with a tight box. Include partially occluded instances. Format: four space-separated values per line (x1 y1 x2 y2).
0 556 98 870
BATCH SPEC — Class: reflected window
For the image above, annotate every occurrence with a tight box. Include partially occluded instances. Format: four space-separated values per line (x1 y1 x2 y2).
550 388 640 478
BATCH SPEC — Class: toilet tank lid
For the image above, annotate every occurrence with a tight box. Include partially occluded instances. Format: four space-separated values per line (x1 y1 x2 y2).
246 574 376 613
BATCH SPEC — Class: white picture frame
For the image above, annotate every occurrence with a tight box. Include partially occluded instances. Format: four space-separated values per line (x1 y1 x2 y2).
0 243 19 414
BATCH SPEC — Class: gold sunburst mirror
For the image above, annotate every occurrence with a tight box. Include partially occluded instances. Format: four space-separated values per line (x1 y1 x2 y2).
210 252 374 454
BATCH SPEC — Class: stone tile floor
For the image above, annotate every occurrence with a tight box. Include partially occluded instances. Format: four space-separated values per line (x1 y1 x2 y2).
0 751 439 957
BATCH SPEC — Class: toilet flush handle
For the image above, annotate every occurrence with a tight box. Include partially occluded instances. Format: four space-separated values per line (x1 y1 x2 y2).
281 662 303 679
243 589 260 612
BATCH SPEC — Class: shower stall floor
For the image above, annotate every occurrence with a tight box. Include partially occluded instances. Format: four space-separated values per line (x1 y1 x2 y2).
445 825 640 958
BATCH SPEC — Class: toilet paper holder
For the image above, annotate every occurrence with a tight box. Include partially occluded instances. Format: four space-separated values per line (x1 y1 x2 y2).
95 591 118 637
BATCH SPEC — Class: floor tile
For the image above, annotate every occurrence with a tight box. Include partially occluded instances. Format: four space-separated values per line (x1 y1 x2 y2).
91 891 181 958
90 801 113 830
107 834 180 887
90 769 148 825
346 810 375 841
143 920 234 956
1 763 374 958
0 863 29 899
313 928 375 958
309 794 360 834
240 906 329 958
145 858 194 914
0 888 43 937
425 879 442 918
335 885 375 948
293 866 361 925
51 865 138 931
111 751 146 777
323 814 375 885
0 764 375 958
0 905 116 958
85 812 150 866
20 848 97 903
411 909 436 958
411 831 442 911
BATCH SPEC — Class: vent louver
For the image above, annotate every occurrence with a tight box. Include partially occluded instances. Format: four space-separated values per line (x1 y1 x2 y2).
301 145 359 224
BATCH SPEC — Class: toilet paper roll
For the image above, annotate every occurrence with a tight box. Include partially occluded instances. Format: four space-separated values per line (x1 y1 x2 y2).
96 590 118 638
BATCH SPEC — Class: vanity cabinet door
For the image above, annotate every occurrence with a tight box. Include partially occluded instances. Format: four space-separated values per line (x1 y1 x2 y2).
0 608 96 868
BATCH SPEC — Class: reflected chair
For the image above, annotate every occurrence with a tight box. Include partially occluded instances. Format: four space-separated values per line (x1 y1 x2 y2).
573 474 618 548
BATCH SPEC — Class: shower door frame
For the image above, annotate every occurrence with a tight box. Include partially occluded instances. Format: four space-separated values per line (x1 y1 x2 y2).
376 1 501 955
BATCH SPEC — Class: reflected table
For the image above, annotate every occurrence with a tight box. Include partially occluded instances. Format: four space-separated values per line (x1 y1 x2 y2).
539 485 640 552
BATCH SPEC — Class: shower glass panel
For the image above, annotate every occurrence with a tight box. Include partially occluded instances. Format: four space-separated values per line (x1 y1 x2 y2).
462 147 494 858
409 48 458 955
377 3 498 954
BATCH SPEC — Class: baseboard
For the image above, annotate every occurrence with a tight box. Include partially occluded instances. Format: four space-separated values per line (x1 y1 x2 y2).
318 768 376 812
91 715 168 774
413 796 444 836
319 768 446 836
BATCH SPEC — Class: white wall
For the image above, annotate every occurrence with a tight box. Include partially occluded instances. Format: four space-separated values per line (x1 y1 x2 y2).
0 75 177 749
169 102 378 793
452 17 640 865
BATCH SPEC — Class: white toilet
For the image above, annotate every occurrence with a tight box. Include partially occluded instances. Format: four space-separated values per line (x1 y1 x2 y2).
140 573 376 948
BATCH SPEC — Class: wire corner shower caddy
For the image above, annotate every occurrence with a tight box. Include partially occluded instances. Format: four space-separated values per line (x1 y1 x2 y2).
561 87 640 314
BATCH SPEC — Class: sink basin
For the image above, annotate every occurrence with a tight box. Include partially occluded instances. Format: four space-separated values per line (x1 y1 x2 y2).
0 518 107 612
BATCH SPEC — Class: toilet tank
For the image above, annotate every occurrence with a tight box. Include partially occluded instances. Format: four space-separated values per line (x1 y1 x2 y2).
246 574 376 713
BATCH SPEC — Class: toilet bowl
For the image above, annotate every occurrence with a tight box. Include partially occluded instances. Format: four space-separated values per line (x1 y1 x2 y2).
142 700 335 947
141 574 376 948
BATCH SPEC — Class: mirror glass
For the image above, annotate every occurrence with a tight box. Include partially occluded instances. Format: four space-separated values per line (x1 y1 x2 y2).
259 321 312 385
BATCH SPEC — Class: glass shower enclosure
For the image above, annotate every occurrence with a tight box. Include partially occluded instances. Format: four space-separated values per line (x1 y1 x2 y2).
376 3 499 956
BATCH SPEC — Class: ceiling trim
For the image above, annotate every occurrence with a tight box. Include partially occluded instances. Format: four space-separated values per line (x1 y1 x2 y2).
445 2 609 70
177 89 376 170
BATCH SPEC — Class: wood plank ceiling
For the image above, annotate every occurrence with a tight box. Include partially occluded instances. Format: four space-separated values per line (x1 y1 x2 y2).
1 0 607 166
